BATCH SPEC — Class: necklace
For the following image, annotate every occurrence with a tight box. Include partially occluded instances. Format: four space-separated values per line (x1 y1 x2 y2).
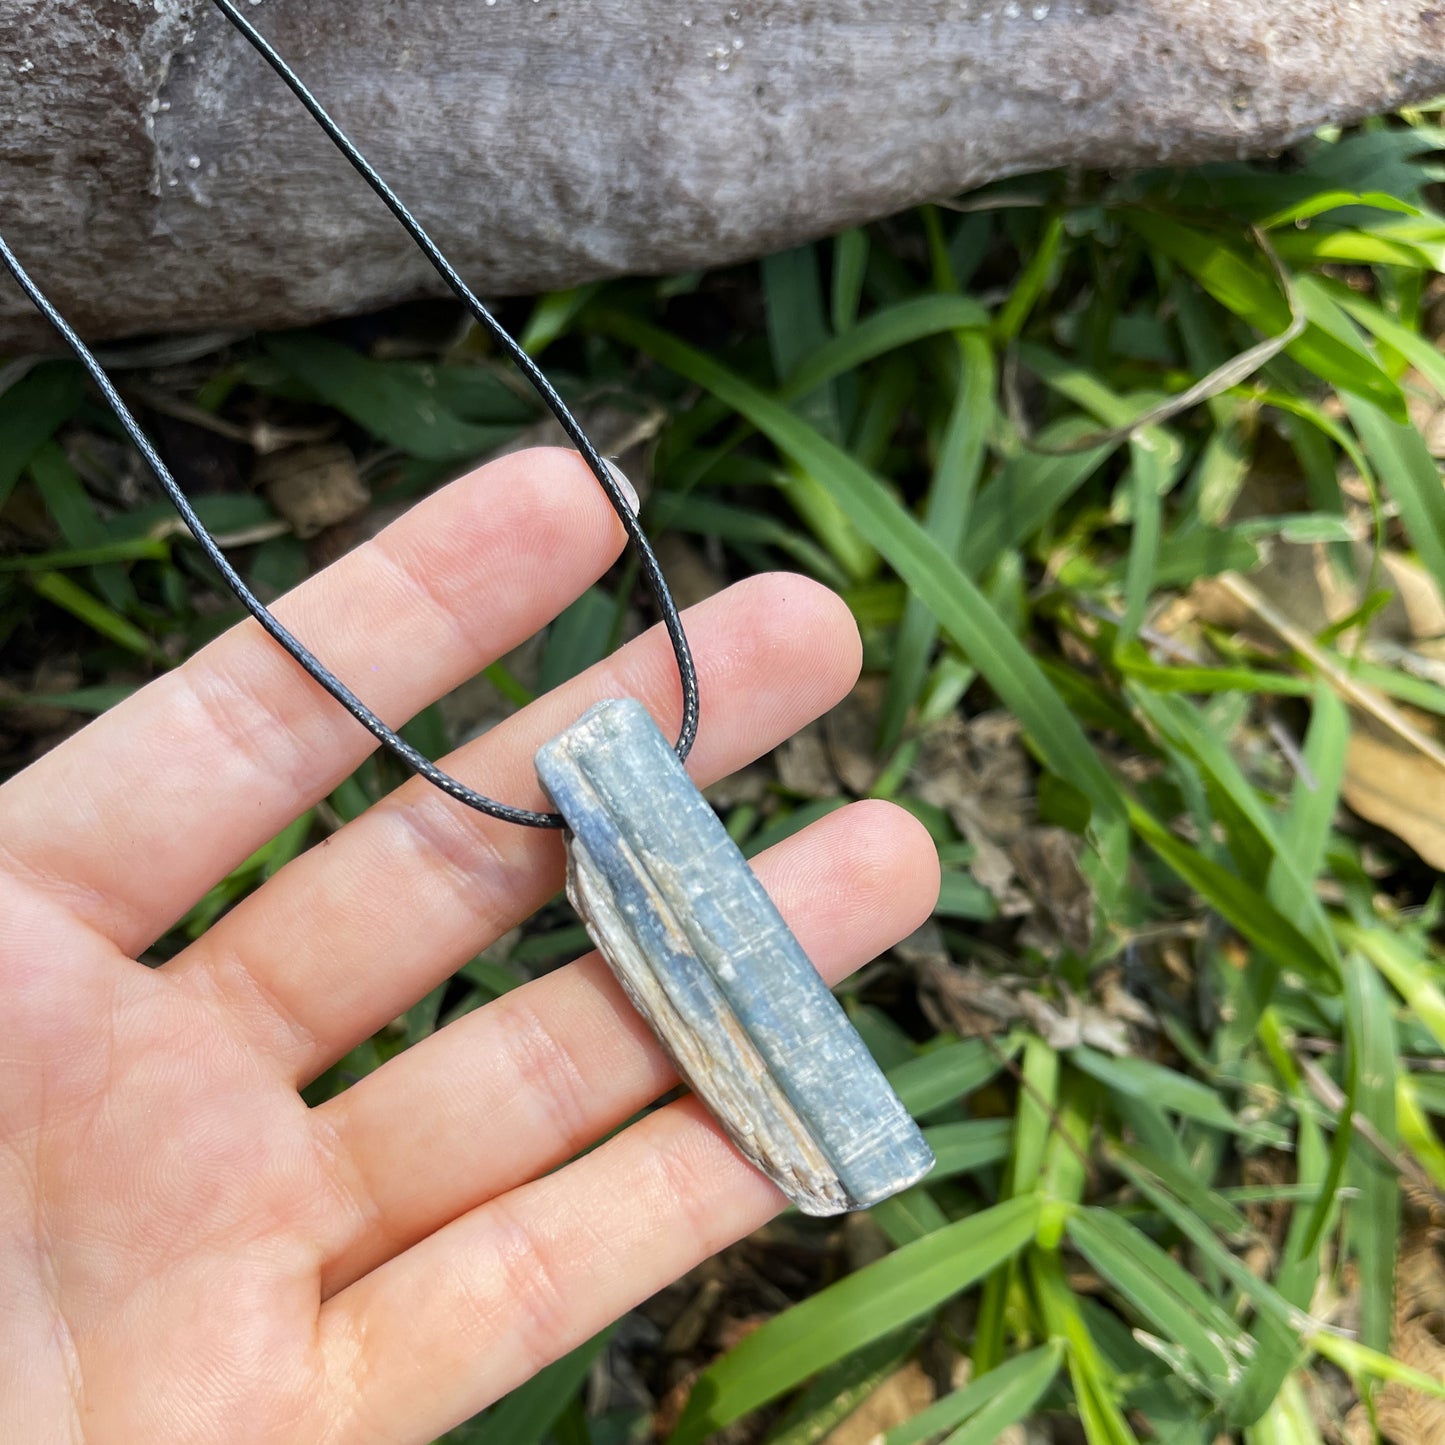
0 0 933 1215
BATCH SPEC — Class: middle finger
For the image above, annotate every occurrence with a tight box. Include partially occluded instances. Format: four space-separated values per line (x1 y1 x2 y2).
162 573 863 1080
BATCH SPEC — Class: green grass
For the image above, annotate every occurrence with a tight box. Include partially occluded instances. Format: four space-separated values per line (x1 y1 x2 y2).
4 113 1445 1445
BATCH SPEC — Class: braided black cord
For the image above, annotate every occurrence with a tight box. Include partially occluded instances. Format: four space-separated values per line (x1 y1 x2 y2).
0 3 700 830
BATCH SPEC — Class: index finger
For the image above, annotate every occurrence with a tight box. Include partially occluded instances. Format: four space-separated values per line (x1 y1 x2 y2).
0 449 627 954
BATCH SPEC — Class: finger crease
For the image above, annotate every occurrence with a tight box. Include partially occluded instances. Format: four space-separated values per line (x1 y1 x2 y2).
308 1108 403 1277
651 1120 726 1256
497 993 596 1156
186 938 325 1072
367 530 487 667
384 797 520 940
175 645 327 804
483 1195 585 1374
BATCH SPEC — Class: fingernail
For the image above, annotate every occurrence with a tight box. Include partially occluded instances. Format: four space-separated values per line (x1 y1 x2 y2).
603 459 640 516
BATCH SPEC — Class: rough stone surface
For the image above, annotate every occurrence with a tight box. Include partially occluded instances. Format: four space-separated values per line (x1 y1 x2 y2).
5 1 1445 348
536 698 934 1215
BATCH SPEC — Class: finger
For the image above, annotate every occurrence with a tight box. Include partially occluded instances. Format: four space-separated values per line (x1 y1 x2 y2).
0 448 627 953
313 800 939 1295
322 1094 834 1444
165 573 862 1080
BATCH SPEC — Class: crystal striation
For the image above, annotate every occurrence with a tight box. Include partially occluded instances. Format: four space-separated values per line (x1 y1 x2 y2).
535 697 935 1215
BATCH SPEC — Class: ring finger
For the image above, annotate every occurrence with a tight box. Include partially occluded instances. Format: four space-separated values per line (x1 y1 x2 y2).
312 799 938 1295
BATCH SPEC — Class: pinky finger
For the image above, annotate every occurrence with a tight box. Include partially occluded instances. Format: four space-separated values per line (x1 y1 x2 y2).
321 1092 815 1443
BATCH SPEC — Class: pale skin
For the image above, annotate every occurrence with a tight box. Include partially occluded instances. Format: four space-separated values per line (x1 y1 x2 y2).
0 447 940 1444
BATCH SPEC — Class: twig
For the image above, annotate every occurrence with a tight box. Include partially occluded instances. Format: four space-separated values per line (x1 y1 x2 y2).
149 517 293 548
1264 708 1318 792
121 383 337 454
1217 571 1445 776
1299 1056 1440 1198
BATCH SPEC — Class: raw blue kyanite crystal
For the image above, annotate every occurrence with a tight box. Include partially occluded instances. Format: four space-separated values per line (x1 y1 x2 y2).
535 698 935 1215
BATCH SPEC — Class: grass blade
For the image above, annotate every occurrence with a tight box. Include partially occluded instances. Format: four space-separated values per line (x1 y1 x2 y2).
887 1036 1022 1118
1111 1142 1249 1238
763 243 841 440
1009 1035 1059 1198
460 1325 615 1444
605 315 1129 874
781 295 988 402
1121 210 1404 417
1313 1330 1445 1404
880 330 994 748
265 332 513 459
922 1119 1013 1179
871 1187 952 1247
0 360 84 510
666 1196 1041 1445
28 571 160 660
995 214 1065 342
1272 686 1348 933
764 1326 925 1445
940 1344 1063 1445
1341 950 1399 1355
1126 799 1335 986
885 1342 1064 1445
1337 920 1445 1054
1334 286 1445 398
538 586 618 693
961 418 1119 575
1119 435 1167 642
0 683 136 715
1107 1147 1314 1342
517 283 602 358
830 229 870 334
27 441 140 615
1128 686 1337 961
1070 1047 1255 1139
1345 394 1445 602
1066 1207 1246 1394
1032 1251 1141 1445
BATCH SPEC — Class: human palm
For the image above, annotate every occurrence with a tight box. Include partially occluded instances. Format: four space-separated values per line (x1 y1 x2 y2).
0 449 938 1443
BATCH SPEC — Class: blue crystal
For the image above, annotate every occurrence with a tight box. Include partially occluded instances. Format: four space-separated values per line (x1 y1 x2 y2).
536 698 934 1215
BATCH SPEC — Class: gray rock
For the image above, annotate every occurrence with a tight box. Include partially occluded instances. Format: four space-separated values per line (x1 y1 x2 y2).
4 1 1444 349
536 698 934 1215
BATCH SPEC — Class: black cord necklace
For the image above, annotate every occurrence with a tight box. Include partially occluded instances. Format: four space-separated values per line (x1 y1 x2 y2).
0 0 698 830
1 0 935 1217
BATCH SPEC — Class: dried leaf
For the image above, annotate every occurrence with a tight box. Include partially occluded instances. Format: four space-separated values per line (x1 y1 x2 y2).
1344 1227 1445 1443
914 711 1032 843
1378 1327 1445 1442
1014 990 1131 1056
488 399 667 480
653 534 727 610
1397 1232 1445 1319
1341 714 1445 870
705 765 772 811
1010 826 1095 958
1406 370 1445 458
915 957 1132 1055
820 1360 933 1445
825 678 885 796
913 712 1034 914
776 724 838 799
257 443 368 539
917 957 1027 1039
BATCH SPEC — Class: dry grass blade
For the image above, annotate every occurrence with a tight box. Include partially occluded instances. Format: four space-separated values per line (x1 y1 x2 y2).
1216 571 1445 775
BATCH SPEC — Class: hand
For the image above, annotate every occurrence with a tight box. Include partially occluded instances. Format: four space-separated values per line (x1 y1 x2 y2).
1 449 939 1445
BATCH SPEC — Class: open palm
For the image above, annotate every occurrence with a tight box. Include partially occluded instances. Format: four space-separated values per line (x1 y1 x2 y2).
0 449 938 1444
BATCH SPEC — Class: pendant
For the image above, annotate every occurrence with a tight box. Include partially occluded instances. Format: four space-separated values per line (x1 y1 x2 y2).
535 698 935 1216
